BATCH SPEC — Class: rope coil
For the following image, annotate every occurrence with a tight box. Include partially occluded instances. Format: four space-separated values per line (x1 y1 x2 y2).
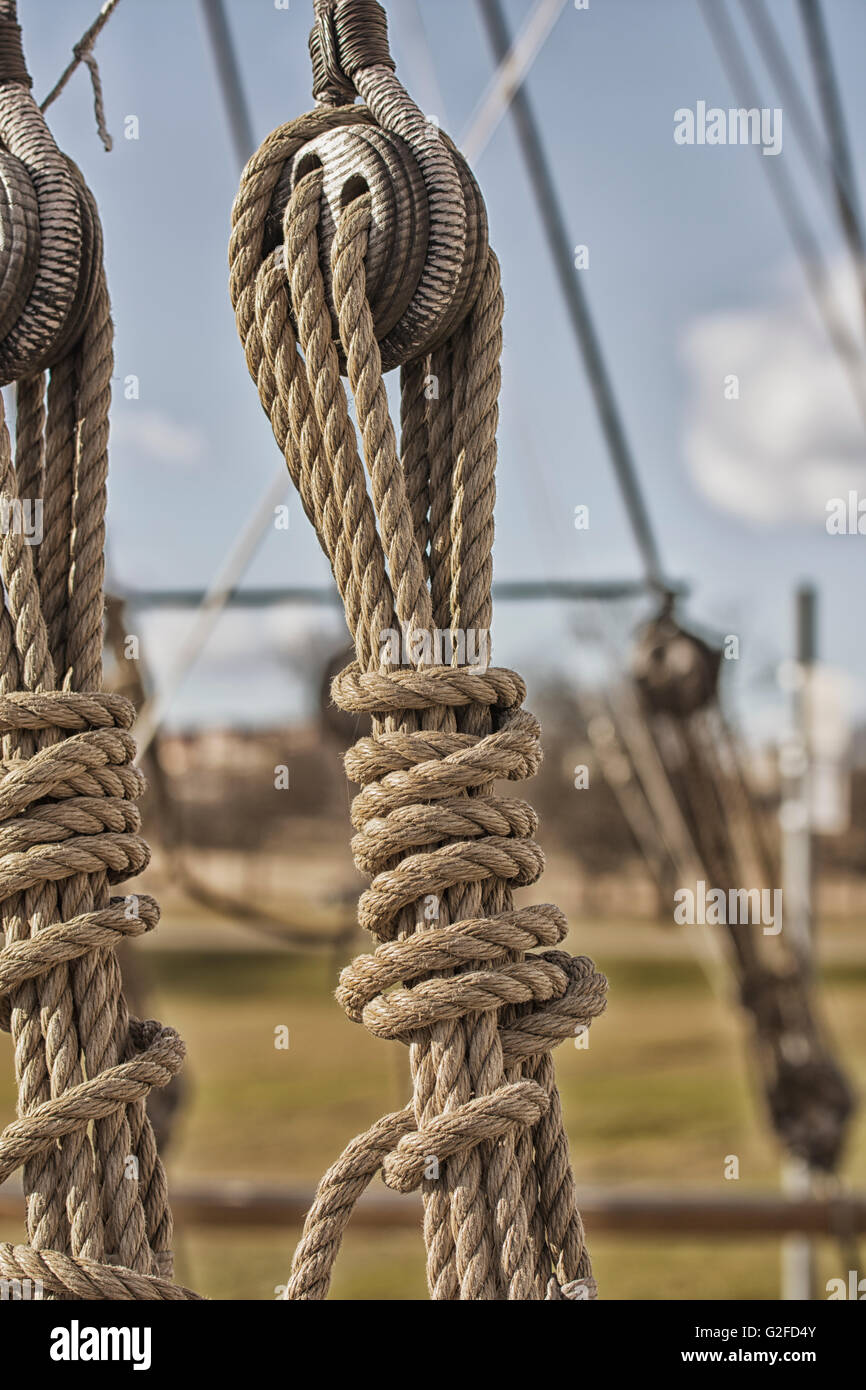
231 17 609 1298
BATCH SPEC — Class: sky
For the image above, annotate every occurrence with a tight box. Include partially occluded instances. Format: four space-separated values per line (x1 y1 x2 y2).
13 0 866 743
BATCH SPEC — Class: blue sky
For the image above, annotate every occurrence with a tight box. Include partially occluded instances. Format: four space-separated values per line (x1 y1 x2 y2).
16 0 866 740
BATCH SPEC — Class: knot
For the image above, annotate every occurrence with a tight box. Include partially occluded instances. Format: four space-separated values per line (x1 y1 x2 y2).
0 690 168 1054
382 1080 550 1193
338 670 545 941
309 0 395 108
0 1022 185 1190
0 1241 203 1300
328 661 608 1209
0 73 102 383
546 1275 598 1301
338 910 607 1063
0 691 150 895
0 897 160 1033
332 661 526 714
0 692 187 1290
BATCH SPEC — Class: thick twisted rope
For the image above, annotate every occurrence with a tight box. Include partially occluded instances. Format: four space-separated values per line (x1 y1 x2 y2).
230 34 609 1296
0 2 191 1301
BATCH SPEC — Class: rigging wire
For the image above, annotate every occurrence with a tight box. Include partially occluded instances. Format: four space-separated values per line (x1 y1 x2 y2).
461 0 568 165
698 0 866 434
796 0 866 335
198 0 256 169
475 0 671 598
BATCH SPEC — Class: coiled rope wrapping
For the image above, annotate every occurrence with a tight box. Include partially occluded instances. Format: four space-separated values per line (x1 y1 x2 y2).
230 0 608 1301
0 1 193 1301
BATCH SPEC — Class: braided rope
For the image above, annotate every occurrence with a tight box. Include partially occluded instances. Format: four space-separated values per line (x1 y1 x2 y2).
0 2 191 1300
231 87 608 1298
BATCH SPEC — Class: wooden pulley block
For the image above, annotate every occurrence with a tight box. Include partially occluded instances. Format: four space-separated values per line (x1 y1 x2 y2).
264 106 488 372
0 151 38 343
0 18 101 385
632 612 722 717
270 121 430 355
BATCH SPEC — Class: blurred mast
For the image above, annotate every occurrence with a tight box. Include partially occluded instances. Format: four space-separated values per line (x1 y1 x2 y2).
199 0 255 168
779 584 816 1301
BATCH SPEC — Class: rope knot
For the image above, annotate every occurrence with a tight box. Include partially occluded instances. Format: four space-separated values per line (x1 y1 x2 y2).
0 692 182 1144
335 664 543 941
328 659 608 1231
546 1275 599 1300
0 691 160 1037
0 691 189 1294
0 691 150 894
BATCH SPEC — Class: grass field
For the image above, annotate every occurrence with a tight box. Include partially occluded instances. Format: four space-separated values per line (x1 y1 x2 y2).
2 902 864 1300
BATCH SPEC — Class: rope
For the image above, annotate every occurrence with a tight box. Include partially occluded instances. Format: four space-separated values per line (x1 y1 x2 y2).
40 0 122 152
0 1 192 1301
230 0 608 1300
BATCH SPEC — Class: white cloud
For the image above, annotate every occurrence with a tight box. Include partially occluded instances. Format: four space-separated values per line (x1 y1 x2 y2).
111 408 206 467
681 259 866 524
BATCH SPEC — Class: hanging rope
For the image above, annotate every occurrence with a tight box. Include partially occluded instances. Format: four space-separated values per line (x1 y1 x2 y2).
0 1 193 1300
230 0 608 1300
40 0 122 152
